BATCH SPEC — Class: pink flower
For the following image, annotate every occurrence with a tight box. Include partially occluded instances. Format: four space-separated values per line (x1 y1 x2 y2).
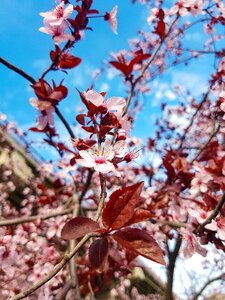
36 107 55 130
205 217 225 240
40 1 73 26
180 228 207 258
39 20 74 45
83 90 126 115
104 6 118 35
76 146 116 174
188 208 213 224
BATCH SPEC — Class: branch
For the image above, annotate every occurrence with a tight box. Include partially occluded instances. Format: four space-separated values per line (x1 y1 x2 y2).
0 209 72 227
177 84 212 150
194 193 225 234
69 195 81 297
192 274 223 300
54 106 75 139
9 232 100 300
124 16 179 115
165 236 182 300
0 56 75 139
0 56 36 84
190 125 220 163
95 174 107 222
55 281 72 300
78 169 94 203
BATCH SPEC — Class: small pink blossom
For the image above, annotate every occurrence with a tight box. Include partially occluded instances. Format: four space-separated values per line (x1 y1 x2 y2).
180 228 207 258
188 208 213 224
104 6 118 35
36 107 55 130
205 217 225 240
84 90 126 115
40 1 73 26
76 147 116 174
39 20 74 45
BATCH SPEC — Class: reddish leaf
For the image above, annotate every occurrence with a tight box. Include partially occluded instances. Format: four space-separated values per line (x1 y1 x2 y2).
122 209 153 227
154 20 166 38
76 114 86 125
102 182 144 230
112 228 166 265
158 8 165 20
163 159 176 180
61 217 100 240
89 238 109 269
109 61 133 77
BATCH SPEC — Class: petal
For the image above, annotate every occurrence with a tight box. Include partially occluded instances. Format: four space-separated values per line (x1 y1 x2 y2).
106 97 126 114
79 150 94 161
84 90 104 106
64 4 74 19
76 159 95 168
94 162 115 173
205 220 217 231
218 229 225 240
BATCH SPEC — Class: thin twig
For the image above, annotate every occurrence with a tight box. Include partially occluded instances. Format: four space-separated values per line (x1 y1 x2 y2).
0 56 75 139
194 193 225 234
78 169 94 203
0 56 36 84
192 274 223 300
9 232 100 300
0 209 72 227
95 174 107 222
69 195 81 298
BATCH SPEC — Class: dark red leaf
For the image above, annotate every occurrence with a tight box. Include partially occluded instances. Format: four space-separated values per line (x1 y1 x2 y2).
122 209 153 227
61 217 100 240
154 20 166 38
89 238 109 269
76 114 86 125
158 8 165 20
163 159 176 180
109 61 133 76
112 228 166 265
102 182 144 230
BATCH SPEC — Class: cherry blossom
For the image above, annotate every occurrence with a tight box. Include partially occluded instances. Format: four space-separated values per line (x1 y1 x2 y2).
39 20 74 45
36 107 55 130
205 217 225 240
40 1 73 26
104 6 118 35
180 228 207 258
76 146 116 174
83 90 126 115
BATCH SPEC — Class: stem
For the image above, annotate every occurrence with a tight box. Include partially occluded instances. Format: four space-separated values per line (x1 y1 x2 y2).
0 56 75 139
78 169 94 203
0 209 72 227
192 274 223 300
95 174 107 222
9 232 99 300
0 56 36 84
69 195 81 297
55 106 75 139
194 193 225 234
165 236 182 300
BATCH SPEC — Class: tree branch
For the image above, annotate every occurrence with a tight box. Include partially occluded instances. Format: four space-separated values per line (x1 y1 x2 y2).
165 236 182 300
0 56 36 84
95 174 107 222
194 193 225 234
9 232 100 300
0 56 76 139
192 274 223 300
0 209 72 227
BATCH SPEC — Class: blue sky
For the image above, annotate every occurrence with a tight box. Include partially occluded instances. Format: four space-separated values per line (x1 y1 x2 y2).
0 0 219 156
